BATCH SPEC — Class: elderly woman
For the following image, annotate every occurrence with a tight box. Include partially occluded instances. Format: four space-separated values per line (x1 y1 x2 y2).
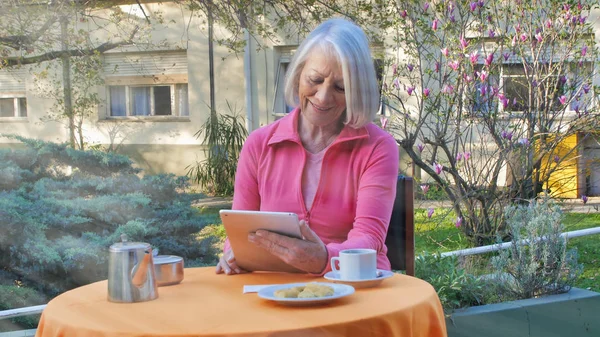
216 17 399 275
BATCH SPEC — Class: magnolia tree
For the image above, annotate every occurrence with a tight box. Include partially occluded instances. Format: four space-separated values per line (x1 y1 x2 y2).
382 0 599 244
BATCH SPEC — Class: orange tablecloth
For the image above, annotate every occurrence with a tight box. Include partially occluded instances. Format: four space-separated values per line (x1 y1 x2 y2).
35 267 447 337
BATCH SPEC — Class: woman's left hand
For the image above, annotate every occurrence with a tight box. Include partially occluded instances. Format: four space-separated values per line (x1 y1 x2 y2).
248 220 328 274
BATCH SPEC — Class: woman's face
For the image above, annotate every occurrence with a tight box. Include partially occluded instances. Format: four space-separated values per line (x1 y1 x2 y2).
298 49 347 128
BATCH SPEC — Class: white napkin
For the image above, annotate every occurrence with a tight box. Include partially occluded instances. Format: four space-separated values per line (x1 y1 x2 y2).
243 285 272 293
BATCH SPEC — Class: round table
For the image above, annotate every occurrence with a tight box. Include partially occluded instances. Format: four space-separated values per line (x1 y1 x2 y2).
35 267 447 337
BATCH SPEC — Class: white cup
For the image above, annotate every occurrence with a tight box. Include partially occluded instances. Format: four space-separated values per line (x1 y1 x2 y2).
330 249 377 281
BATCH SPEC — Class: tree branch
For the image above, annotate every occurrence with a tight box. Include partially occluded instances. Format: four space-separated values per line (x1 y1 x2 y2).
0 15 59 50
2 26 139 67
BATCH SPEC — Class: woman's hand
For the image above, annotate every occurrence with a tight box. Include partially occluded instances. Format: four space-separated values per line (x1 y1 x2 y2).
215 249 247 275
248 220 328 274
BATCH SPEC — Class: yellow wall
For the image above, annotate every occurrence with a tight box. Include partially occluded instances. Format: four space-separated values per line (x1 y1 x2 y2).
540 134 579 198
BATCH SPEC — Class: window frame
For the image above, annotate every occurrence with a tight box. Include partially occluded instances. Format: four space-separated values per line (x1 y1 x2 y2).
0 93 27 120
104 75 189 119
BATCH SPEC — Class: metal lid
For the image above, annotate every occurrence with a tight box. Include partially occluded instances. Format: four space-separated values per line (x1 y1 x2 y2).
109 234 151 252
153 255 183 265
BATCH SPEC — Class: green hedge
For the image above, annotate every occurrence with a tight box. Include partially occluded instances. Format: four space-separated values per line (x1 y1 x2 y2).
0 136 220 330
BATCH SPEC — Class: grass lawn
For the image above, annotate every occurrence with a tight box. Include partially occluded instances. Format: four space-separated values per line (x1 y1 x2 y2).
415 208 600 292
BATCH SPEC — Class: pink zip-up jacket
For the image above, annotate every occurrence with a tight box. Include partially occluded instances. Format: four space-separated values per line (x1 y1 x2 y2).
224 107 399 274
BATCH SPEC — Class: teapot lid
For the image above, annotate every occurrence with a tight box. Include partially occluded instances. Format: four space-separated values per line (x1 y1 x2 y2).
109 234 151 252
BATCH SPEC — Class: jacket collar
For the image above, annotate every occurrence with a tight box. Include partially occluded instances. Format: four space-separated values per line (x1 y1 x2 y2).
267 107 369 146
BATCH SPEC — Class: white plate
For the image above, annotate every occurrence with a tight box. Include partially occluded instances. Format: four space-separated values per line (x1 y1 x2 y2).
323 269 395 288
257 282 355 306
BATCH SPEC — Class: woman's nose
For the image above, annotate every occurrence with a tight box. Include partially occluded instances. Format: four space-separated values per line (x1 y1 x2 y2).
314 85 332 104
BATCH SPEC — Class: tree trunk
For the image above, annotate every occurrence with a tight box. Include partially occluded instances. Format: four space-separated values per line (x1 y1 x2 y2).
60 16 75 148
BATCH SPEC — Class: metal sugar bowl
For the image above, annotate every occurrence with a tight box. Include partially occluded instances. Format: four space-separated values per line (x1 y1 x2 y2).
108 234 159 303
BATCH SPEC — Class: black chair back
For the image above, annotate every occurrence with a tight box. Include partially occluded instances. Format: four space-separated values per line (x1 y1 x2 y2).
385 176 415 276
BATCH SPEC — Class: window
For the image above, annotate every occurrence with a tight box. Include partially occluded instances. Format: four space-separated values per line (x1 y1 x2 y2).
103 51 189 119
108 84 188 117
0 96 27 118
272 47 296 116
0 68 28 119
472 62 592 114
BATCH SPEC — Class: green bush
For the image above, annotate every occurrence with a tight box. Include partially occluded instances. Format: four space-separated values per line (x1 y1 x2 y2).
0 283 46 331
415 253 491 312
0 135 219 304
490 196 583 301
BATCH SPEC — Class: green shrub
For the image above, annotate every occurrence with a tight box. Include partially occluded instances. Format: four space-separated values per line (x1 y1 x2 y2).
187 103 247 196
0 135 219 301
490 196 583 301
415 253 492 312
0 284 47 331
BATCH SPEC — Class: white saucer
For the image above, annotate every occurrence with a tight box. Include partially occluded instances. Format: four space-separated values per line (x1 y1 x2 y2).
323 269 395 289
257 282 355 306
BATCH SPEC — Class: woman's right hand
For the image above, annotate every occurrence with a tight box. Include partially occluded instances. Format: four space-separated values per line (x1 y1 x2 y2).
215 249 246 275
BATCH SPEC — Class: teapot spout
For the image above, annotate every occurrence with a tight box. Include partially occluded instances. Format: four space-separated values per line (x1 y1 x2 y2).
131 249 152 287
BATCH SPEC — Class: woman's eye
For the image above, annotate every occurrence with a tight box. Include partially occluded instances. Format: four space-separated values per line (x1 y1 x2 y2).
336 86 345 92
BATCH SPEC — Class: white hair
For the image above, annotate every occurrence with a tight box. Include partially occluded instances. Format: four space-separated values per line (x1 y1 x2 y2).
284 18 380 129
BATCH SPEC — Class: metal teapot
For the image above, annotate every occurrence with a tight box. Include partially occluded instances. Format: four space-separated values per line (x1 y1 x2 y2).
108 234 159 303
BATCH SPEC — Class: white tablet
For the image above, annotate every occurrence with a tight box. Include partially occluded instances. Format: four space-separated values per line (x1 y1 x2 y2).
219 210 304 273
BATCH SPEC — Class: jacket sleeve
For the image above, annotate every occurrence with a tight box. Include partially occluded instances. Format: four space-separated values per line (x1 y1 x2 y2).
223 132 262 253
321 134 399 274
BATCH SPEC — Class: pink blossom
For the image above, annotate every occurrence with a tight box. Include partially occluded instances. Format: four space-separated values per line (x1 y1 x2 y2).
427 208 435 218
393 78 401 89
501 130 513 140
554 155 560 163
441 84 454 94
432 19 439 31
392 63 398 76
578 3 582 11
420 185 430 194
463 152 471 161
479 85 487 96
435 62 440 73
478 70 488 82
464 74 473 83
511 35 517 47
518 138 530 146
582 195 588 204
441 47 449 57
434 163 443 175
580 16 587 24
407 64 414 72
407 86 415 95
563 4 570 11
417 143 425 153
400 10 407 18
488 29 495 38
581 45 588 57
559 95 567 105
448 60 460 71
469 2 477 11
546 19 553 28
535 32 543 43
469 51 479 64
520 33 528 42
460 36 469 49
456 152 463 161
423 2 429 11
423 88 431 98
503 52 510 61
380 116 388 129
455 217 463 228
485 53 494 66
515 23 521 33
